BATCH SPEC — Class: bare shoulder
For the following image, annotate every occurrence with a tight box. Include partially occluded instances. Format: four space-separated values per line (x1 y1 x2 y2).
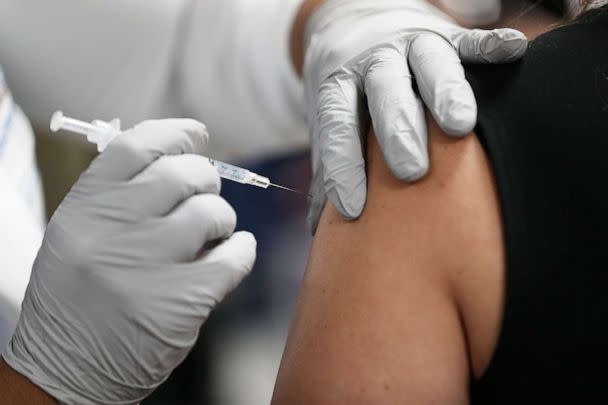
272 119 505 404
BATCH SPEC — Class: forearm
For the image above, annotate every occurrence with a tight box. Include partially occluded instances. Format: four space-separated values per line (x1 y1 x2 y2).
0 358 56 404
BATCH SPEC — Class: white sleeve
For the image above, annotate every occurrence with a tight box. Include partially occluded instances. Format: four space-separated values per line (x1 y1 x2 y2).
0 1 194 128
0 0 308 162
179 0 308 161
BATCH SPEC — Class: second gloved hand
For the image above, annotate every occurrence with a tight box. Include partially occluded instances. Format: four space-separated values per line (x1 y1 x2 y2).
303 0 528 230
3 120 257 404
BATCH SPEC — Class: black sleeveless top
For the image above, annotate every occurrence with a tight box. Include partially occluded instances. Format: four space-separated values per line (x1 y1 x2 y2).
465 8 608 404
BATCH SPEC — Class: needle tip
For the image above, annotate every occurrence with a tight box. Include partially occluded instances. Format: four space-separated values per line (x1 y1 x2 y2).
270 183 306 195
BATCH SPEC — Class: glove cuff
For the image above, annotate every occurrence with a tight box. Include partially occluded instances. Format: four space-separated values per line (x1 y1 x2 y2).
302 0 459 90
304 0 449 51
2 270 153 405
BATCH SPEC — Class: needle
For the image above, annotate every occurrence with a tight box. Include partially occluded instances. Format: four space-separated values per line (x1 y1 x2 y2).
270 182 309 196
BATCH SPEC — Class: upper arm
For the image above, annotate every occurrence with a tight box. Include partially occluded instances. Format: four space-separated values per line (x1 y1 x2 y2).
272 119 505 404
0 359 57 404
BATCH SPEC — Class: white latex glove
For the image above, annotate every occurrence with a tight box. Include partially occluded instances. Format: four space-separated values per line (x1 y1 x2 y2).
2 120 257 404
304 0 528 231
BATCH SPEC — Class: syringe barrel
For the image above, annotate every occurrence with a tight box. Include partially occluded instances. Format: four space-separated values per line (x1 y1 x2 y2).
208 159 270 189
60 116 98 135
208 159 249 184
51 112 273 186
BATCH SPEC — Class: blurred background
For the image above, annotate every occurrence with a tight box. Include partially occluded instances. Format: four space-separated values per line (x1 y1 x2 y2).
35 129 312 405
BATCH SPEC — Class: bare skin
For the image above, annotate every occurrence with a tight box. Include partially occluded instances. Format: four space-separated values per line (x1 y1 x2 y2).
272 117 505 403
0 359 57 404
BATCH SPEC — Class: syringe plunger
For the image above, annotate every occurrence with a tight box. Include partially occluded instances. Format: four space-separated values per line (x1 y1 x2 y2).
51 111 97 134
50 111 120 152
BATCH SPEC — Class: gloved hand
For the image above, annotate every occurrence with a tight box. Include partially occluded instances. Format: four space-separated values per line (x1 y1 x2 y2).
304 0 528 230
2 120 257 404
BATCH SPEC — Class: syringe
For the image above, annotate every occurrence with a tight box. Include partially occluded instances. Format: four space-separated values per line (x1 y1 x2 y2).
50 111 303 194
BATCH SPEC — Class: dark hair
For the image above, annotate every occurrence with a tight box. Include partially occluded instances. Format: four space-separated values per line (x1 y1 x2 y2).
522 0 606 23
579 0 608 11
576 0 608 20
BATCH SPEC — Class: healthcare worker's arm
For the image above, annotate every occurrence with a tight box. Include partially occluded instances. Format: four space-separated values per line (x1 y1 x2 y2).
2 120 257 404
0 0 308 161
272 121 505 403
